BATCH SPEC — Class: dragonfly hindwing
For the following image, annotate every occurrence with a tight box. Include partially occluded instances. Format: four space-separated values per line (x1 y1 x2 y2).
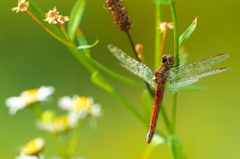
108 44 155 87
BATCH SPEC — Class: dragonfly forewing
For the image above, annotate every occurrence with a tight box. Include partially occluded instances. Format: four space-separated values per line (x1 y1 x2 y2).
168 53 230 81
167 67 231 93
108 44 155 87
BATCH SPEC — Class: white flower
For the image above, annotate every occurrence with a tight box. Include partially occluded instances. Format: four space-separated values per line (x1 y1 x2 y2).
44 7 59 24
58 96 102 119
36 114 74 134
12 0 29 13
6 86 55 115
21 138 45 156
44 7 69 24
57 15 69 24
157 22 174 33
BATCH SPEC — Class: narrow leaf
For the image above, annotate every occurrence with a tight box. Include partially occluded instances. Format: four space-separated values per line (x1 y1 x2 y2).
77 39 99 50
152 0 170 4
169 135 186 159
91 71 114 93
142 89 153 121
76 28 89 53
179 17 198 46
68 0 86 40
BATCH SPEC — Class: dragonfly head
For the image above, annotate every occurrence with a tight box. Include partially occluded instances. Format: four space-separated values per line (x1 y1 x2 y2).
162 55 174 66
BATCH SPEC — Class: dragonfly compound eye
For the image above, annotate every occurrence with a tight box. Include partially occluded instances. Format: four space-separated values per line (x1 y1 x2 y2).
166 55 174 65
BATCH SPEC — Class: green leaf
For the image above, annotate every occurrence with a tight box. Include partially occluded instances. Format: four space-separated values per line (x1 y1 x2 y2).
68 0 86 41
142 89 153 121
91 71 114 93
168 135 186 159
152 0 170 4
76 28 89 55
29 1 64 38
180 85 205 92
178 17 198 46
77 39 99 50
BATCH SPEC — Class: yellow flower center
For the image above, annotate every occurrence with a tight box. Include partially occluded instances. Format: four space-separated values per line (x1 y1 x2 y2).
73 97 92 110
52 116 70 133
21 88 38 105
21 138 45 156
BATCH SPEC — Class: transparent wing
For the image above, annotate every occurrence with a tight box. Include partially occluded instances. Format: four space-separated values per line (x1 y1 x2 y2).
167 67 231 93
169 53 230 81
108 44 155 87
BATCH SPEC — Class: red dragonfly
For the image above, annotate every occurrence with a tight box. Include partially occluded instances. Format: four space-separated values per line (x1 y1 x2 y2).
108 44 230 144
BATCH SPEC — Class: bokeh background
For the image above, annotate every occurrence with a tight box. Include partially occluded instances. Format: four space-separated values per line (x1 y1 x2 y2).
0 0 239 158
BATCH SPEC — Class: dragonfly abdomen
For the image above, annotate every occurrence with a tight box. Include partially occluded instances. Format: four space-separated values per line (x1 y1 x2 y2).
146 85 165 144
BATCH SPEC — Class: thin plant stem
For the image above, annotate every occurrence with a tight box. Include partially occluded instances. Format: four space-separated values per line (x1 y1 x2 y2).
31 103 42 120
125 31 141 62
160 104 171 134
160 31 167 57
25 10 71 47
169 1 179 65
155 3 162 70
49 134 65 158
67 120 83 156
171 93 178 134
57 21 73 44
169 0 179 135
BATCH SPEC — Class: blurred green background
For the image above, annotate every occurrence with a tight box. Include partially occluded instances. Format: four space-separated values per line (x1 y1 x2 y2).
0 0 239 158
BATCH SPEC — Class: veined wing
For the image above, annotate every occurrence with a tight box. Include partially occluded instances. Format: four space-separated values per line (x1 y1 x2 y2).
169 53 230 81
167 67 231 93
108 44 155 87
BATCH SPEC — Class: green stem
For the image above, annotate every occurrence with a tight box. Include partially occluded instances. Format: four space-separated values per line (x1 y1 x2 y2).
169 0 179 135
155 3 162 70
31 103 42 120
171 93 178 134
169 1 179 65
67 120 83 156
57 22 73 44
161 105 171 134
49 134 65 158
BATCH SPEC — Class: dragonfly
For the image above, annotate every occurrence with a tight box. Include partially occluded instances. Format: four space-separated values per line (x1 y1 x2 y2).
108 44 230 144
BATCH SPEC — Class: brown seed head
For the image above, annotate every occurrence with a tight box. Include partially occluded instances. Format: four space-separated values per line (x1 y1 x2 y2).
105 0 132 32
